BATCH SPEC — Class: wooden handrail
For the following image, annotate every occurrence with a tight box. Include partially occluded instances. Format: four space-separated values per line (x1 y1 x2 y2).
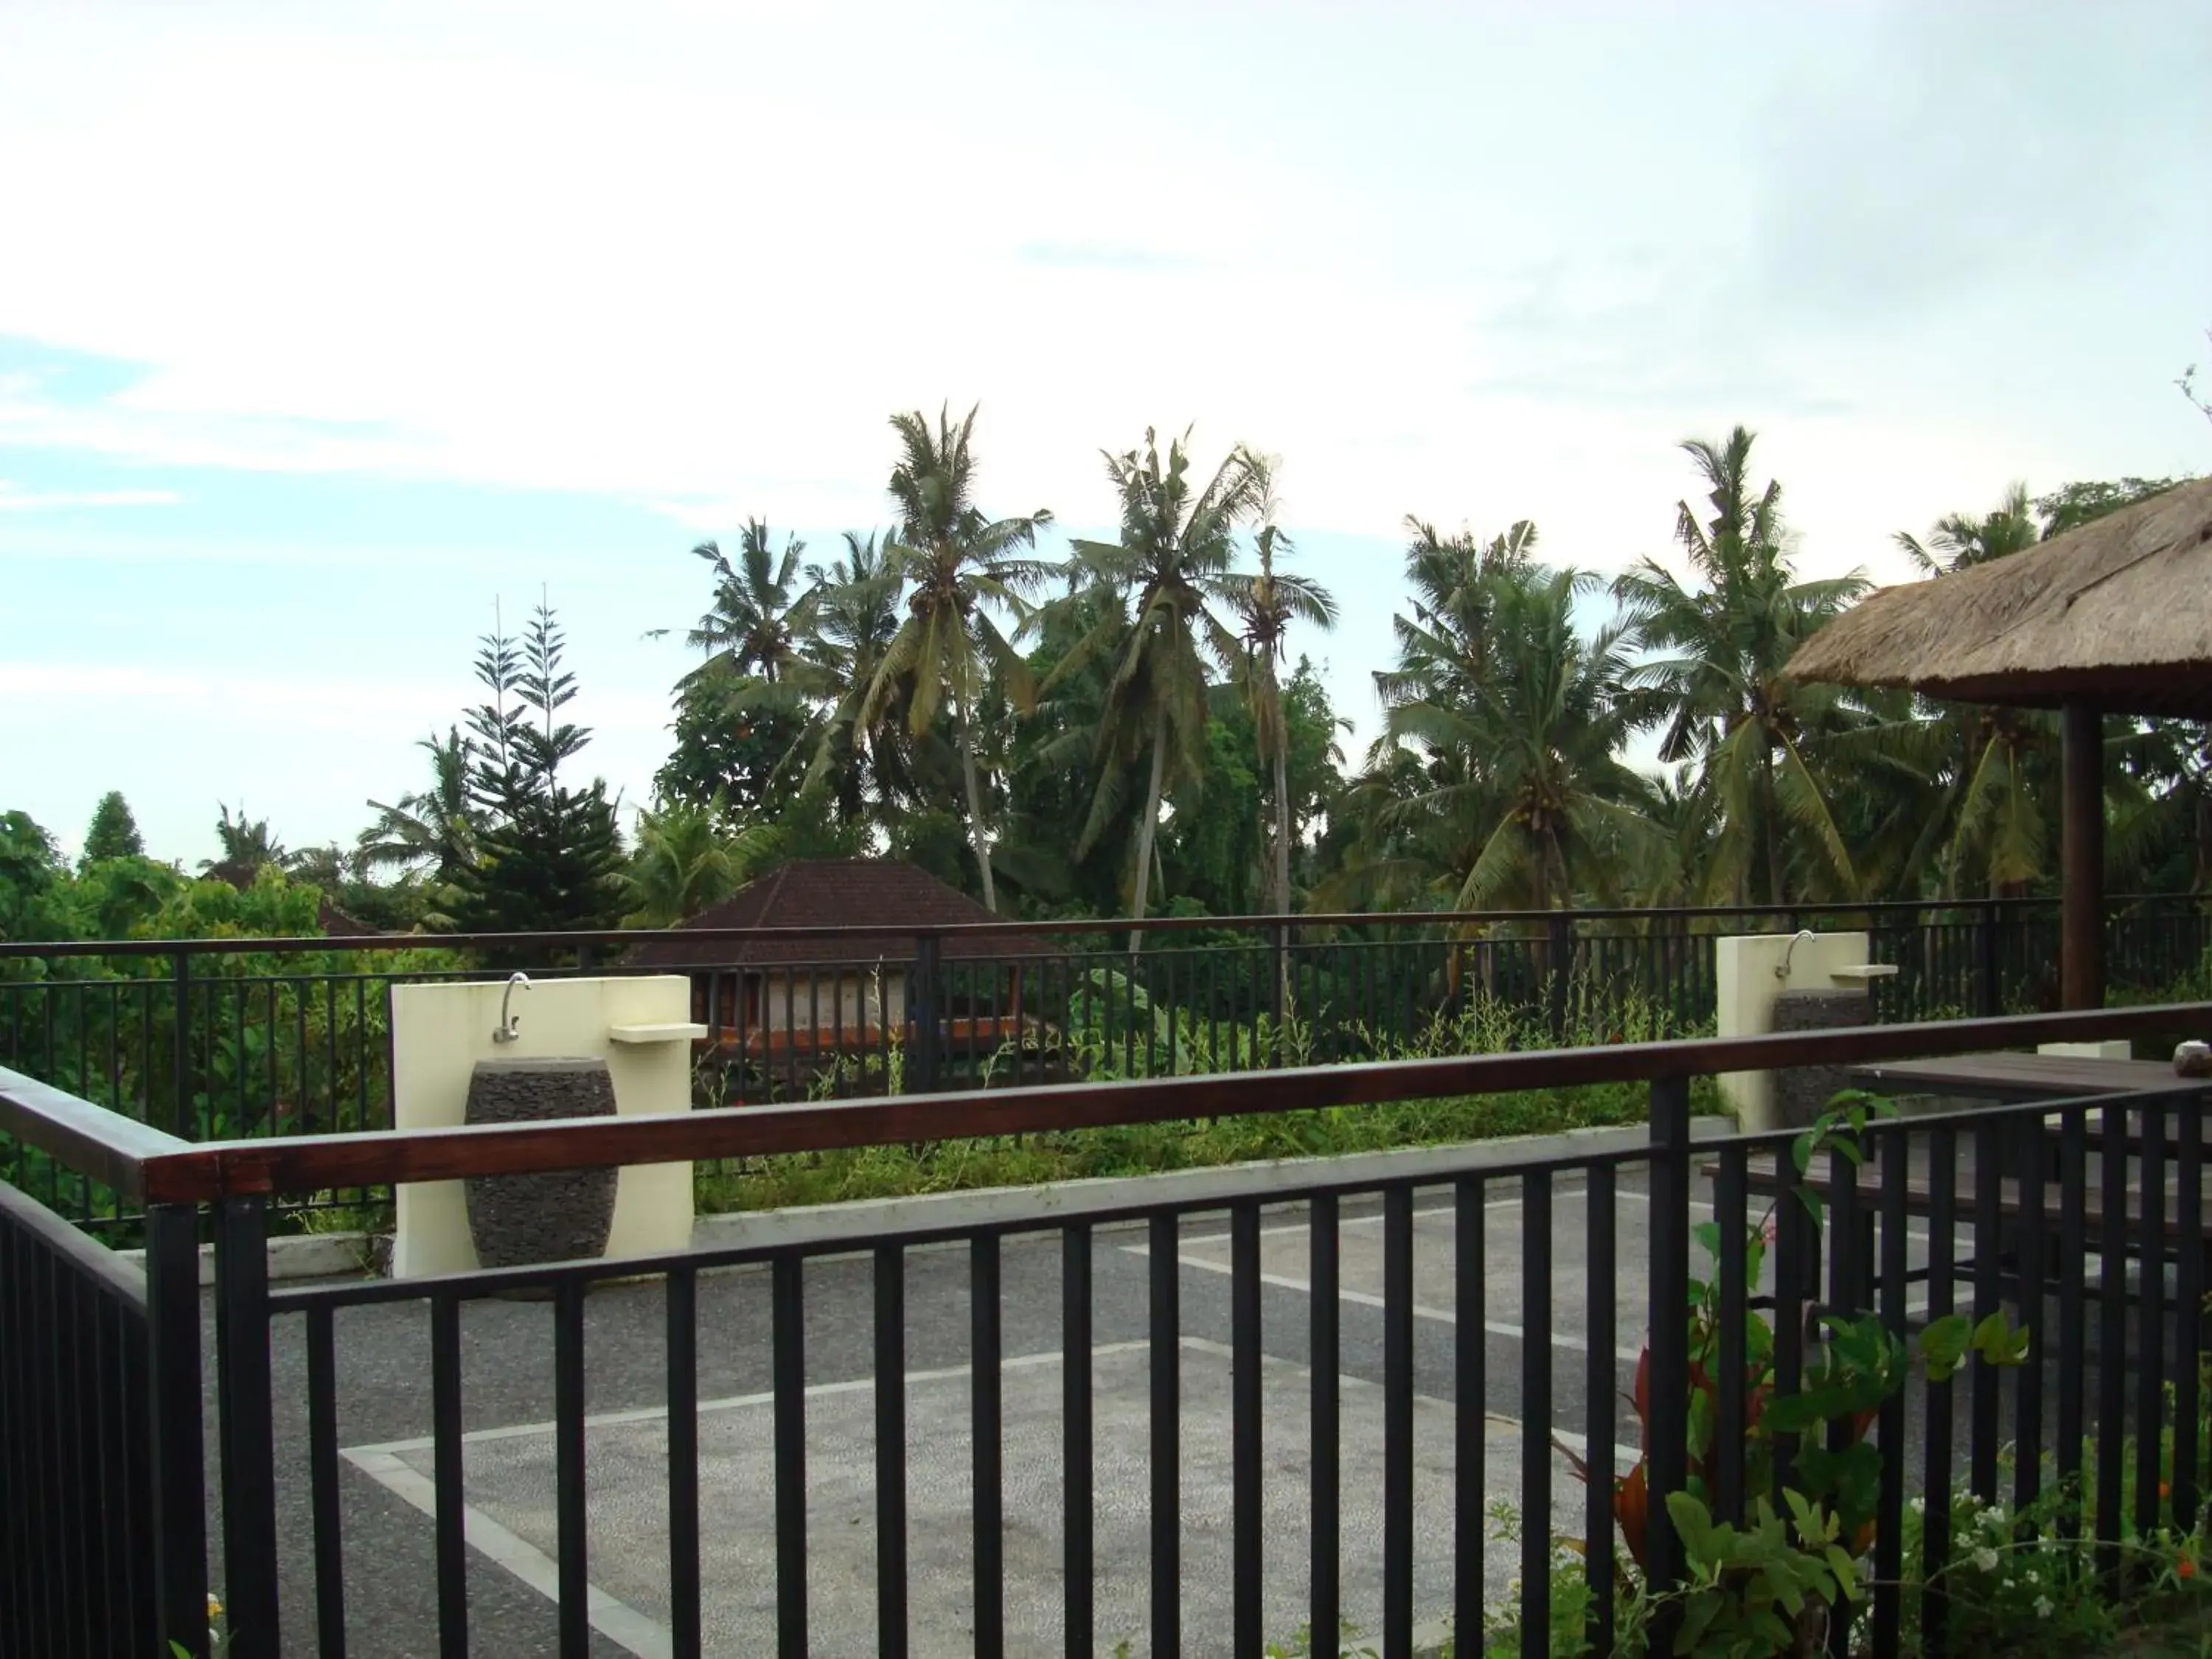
101 1001 2212 1205
0 1066 192 1202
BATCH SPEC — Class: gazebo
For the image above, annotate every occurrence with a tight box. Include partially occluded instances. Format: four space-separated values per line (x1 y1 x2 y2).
1784 476 2212 1009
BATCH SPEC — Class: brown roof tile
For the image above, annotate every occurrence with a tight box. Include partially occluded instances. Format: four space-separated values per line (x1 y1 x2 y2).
632 858 1055 967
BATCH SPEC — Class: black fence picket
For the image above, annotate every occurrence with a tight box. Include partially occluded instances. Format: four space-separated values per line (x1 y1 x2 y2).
0 1178 164 1657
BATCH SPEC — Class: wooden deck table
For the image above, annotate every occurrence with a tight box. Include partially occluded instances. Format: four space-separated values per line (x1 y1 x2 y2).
1705 1053 2211 1321
1848 1050 2208 1172
1846 1050 2183 1101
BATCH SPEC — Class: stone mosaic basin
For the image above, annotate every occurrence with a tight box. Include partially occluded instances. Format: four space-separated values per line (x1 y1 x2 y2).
462 1057 618 1270
1770 987 1871 1128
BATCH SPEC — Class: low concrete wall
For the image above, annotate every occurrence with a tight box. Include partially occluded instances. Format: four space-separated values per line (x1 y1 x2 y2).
116 1229 375 1287
690 1116 1736 1254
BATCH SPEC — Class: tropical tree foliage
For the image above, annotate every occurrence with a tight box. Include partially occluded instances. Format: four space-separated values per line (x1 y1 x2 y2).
622 799 779 928
1051 429 1271 930
1222 512 1338 919
449 602 626 939
1611 428 1868 905
681 521 815 686
8 412 2200 951
80 791 144 863
862 405 1053 912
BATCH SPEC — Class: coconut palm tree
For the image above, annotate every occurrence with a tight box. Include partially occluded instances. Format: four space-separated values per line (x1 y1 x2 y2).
200 804 287 886
1882 486 2053 897
1894 482 2040 575
1321 520 1548 914
801 530 917 823
1053 428 1270 935
359 728 479 883
1221 510 1338 918
622 799 779 928
1377 558 1657 911
685 521 816 686
991 582 1141 915
1377 517 1540 707
1613 427 1867 905
2113 717 2212 892
862 405 1053 911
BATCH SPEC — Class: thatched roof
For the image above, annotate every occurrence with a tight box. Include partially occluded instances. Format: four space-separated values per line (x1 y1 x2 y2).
1785 476 2212 719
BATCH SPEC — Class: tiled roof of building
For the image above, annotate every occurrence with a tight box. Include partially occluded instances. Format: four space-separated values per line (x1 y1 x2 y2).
632 858 1055 967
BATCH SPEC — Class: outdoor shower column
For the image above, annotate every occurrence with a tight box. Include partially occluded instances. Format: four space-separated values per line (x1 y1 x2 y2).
2060 699 2105 1009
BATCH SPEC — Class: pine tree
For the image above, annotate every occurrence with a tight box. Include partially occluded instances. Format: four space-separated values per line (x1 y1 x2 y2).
80 791 145 863
80 796 146 872
452 599 625 941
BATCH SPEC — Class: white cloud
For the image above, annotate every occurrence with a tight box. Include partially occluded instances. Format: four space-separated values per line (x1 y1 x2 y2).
1 0 2208 867
0 0 2196 576
0 480 179 511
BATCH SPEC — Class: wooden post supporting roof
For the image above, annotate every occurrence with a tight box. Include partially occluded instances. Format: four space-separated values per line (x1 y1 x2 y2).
2059 701 2105 1009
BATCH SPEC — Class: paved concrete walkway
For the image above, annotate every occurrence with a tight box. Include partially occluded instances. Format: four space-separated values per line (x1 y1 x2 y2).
230 1161 2002 1657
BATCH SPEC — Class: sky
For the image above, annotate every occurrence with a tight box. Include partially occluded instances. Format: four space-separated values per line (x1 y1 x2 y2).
2 0 2208 868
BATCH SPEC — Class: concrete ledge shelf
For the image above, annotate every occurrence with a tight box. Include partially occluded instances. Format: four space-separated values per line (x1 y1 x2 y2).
1828 964 1899 982
607 1022 711 1045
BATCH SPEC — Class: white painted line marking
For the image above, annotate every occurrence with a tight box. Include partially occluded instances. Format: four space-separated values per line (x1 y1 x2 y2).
1124 1243 1648 1366
1171 1187 1597 1251
346 1341 1155 1458
344 1447 674 1659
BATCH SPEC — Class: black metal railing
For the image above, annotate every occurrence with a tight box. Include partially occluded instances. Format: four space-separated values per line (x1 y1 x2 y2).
5 894 2208 1234
5 1000 2210 1656
0 1129 204 1655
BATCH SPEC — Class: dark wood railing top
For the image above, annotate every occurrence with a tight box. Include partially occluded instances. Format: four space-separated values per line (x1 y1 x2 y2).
1 1001 2200 1206
0 1065 192 1202
0 892 2173 962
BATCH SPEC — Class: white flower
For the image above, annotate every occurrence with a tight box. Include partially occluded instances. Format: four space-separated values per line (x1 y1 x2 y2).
2035 1596 2055 1618
1980 1506 2008 1532
2003 1576 2015 1588
1907 1496 1925 1514
1972 1545 2001 1573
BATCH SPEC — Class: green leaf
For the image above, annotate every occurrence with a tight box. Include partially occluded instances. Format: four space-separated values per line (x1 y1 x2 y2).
1969 1310 2032 1366
1792 1132 1815 1175
1742 1309 1776 1367
1688 1388 1717 1460
1666 1490 1717 1562
1919 1314 1971 1382
1677 1594 1722 1653
1826 1545 1862 1602
1693 1219 1723 1261
1748 1607 1798 1649
1770 1572 1807 1618
1827 1443 1885 1530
